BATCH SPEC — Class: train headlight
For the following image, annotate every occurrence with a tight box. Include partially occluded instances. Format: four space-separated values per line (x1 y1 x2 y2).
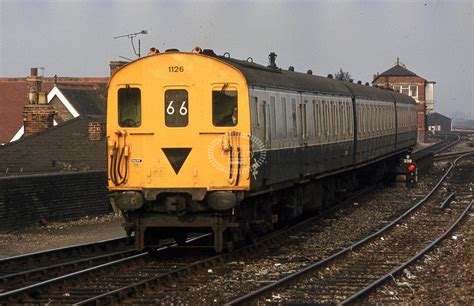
115 191 144 211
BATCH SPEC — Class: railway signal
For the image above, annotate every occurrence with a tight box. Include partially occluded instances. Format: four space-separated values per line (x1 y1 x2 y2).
404 155 417 188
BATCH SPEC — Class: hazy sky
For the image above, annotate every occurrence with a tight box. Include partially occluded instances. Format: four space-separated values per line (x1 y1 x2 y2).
1 0 472 118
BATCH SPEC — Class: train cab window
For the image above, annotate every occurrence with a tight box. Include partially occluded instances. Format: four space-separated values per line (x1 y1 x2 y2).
118 87 141 127
213 90 238 126
165 90 188 127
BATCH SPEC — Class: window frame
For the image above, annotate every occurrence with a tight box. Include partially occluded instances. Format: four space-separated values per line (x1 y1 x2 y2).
118 86 142 128
211 86 238 127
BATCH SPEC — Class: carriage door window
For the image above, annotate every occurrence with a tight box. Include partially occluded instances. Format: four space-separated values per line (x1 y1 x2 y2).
165 90 188 127
118 87 141 127
291 99 297 138
270 97 276 139
213 89 238 126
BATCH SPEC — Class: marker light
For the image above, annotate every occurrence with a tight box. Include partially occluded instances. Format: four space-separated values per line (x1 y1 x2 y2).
408 164 416 172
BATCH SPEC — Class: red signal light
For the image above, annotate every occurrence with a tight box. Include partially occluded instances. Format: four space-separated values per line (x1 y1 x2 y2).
408 164 416 172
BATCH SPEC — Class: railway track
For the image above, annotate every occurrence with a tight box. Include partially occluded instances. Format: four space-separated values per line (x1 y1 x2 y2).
413 133 460 159
0 234 212 304
225 152 473 305
0 237 136 293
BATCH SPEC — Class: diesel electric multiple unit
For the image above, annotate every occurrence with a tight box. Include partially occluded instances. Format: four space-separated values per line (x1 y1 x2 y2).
107 48 417 252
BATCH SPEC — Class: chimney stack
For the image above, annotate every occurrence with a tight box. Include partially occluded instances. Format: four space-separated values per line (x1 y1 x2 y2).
23 67 55 137
26 67 42 104
88 121 105 141
109 61 128 76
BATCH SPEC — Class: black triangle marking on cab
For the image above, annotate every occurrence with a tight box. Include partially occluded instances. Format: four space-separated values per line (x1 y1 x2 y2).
162 148 192 174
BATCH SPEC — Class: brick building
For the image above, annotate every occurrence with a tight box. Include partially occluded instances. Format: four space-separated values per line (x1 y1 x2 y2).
0 68 108 144
372 58 435 143
427 112 452 133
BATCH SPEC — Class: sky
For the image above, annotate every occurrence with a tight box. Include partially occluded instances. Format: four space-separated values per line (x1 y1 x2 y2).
1 0 472 119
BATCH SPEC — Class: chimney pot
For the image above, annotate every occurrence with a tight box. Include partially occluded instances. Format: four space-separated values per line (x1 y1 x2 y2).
38 92 47 104
31 67 38 76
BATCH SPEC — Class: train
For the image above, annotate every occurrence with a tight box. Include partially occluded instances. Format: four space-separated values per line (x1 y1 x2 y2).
107 48 418 252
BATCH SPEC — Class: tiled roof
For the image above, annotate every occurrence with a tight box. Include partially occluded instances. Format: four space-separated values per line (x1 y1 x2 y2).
427 112 451 121
0 116 106 176
0 77 108 144
379 64 418 77
0 80 54 144
373 64 426 83
56 84 107 116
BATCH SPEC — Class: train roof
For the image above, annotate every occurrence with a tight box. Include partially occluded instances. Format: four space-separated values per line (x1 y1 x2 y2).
216 56 415 105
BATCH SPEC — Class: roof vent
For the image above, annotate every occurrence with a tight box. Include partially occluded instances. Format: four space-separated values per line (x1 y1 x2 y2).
288 66 294 72
365 82 370 86
307 70 312 75
357 80 362 84
349 79 354 83
165 48 179 52
268 52 277 68
327 74 333 79
202 49 216 56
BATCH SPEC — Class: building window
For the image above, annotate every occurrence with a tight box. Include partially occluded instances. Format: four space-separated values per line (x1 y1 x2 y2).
394 85 418 100
410 85 417 98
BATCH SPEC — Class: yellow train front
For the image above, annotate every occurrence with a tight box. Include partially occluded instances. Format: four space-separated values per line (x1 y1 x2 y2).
108 49 251 252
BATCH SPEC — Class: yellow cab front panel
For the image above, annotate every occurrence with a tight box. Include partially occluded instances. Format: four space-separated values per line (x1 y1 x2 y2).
107 53 250 194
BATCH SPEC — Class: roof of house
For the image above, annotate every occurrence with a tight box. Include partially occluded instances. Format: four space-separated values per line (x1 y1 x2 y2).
372 59 427 83
378 64 419 78
0 76 108 144
55 84 107 116
0 115 106 176
427 112 452 121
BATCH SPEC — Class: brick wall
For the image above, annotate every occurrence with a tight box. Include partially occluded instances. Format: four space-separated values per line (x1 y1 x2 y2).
0 171 111 231
23 104 55 137
88 122 105 141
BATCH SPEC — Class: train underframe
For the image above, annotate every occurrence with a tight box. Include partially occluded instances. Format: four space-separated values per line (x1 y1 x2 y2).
118 154 404 252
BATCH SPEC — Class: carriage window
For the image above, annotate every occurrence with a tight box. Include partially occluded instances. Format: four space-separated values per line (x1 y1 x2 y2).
118 87 141 127
270 97 276 139
252 96 259 127
165 90 188 127
291 99 297 138
213 90 238 126
281 97 288 138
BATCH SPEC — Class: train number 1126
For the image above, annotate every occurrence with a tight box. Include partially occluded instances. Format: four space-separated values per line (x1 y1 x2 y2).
169 66 184 72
